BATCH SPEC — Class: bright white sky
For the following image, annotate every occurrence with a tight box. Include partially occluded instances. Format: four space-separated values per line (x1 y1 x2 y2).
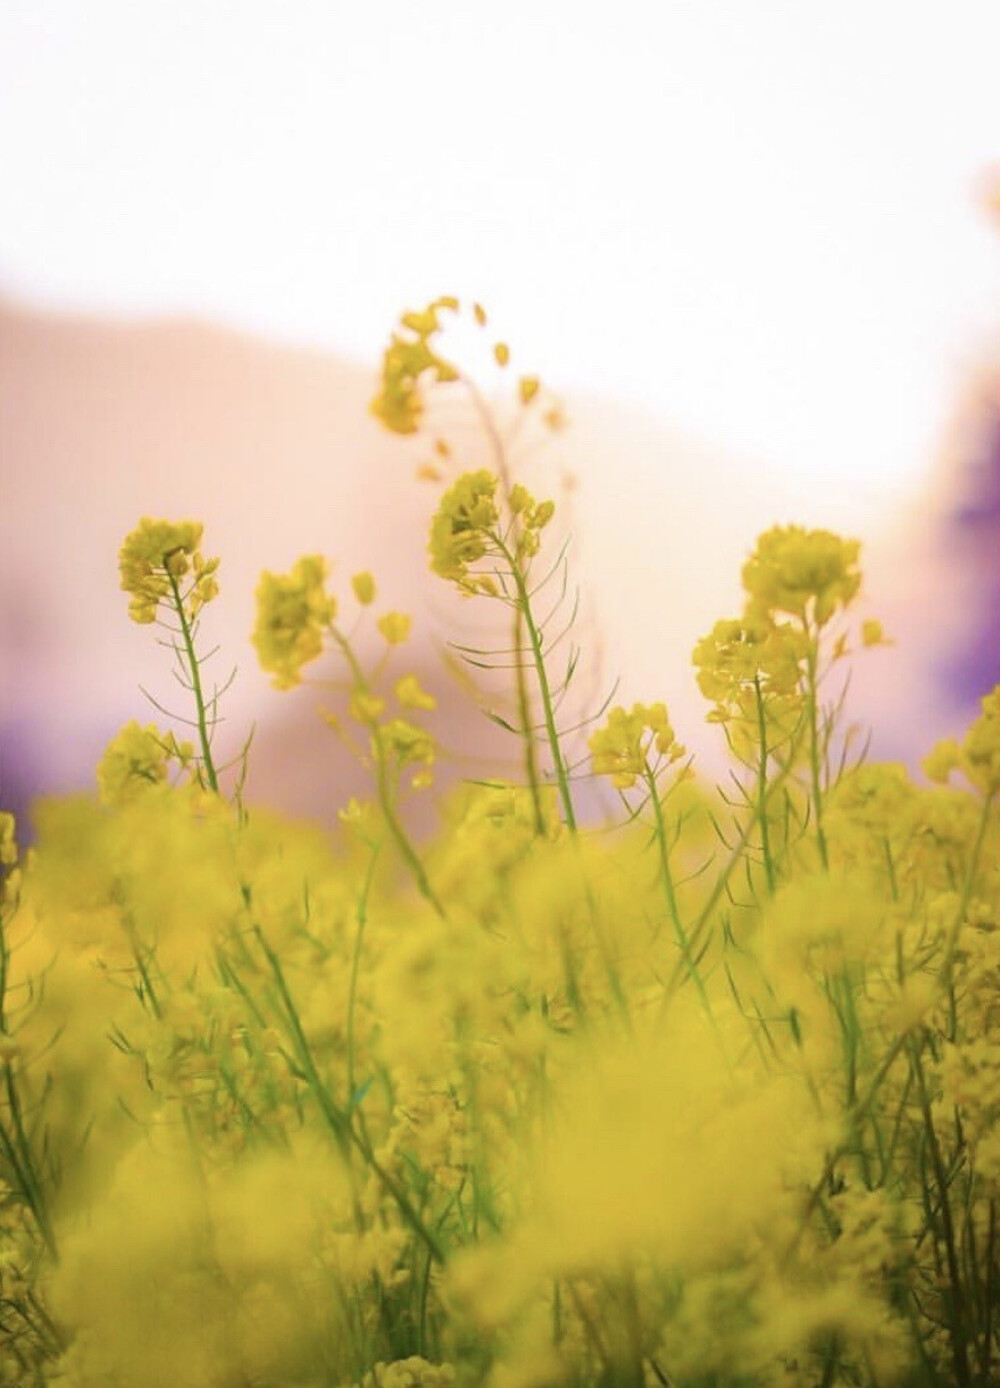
2 1 999 518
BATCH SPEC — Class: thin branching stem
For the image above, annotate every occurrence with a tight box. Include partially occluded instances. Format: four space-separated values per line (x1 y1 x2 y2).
642 763 714 1026
753 673 777 893
165 567 219 792
803 620 828 870
494 535 576 831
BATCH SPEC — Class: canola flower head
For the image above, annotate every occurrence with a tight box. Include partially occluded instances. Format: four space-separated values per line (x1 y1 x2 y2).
371 366 422 435
507 482 556 561
923 737 963 785
589 702 684 789
350 690 387 725
861 617 889 647
692 613 808 712
96 721 194 806
370 297 461 435
926 683 1000 795
395 674 437 711
826 761 916 865
428 468 501 588
400 301 458 336
961 683 1000 794
377 611 412 645
252 554 336 690
742 524 862 626
338 795 381 841
351 570 377 606
378 718 436 772
118 517 219 623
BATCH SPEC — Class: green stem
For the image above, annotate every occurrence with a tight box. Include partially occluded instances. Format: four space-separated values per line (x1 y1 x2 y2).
1 1062 57 1261
644 764 714 1025
166 565 219 792
982 1197 997 1382
803 627 828 870
659 736 804 1011
511 603 546 835
468 376 551 833
753 673 777 893
346 846 380 1101
0 913 12 1056
883 836 899 901
462 376 548 834
911 1041 972 1387
462 373 512 494
372 737 446 917
131 942 162 1018
253 923 447 1264
496 536 576 831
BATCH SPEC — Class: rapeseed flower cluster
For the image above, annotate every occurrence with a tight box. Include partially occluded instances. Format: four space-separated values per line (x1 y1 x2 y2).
118 516 219 624
692 613 808 717
95 720 194 805
369 297 553 454
588 701 684 789
427 471 555 598
924 684 1000 795
742 523 862 626
428 469 501 589
506 483 555 562
369 296 460 435
4 304 1000 1388
252 554 336 690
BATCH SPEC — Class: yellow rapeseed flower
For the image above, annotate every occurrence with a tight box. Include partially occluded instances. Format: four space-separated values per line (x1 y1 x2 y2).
962 684 1000 795
96 722 194 805
376 611 412 645
589 702 684 789
351 571 377 605
428 469 500 588
922 688 1000 796
379 719 436 772
923 737 962 786
693 616 805 704
118 517 219 624
350 690 387 725
370 297 461 435
506 483 556 560
395 674 437 711
252 555 336 690
742 525 861 626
